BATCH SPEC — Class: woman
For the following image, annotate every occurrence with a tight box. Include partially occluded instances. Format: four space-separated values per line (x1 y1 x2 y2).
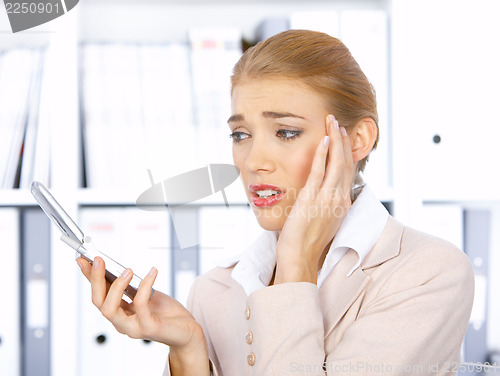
76 30 474 375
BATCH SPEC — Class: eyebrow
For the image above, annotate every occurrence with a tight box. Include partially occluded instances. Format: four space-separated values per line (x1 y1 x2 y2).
263 111 306 120
227 114 244 123
227 111 306 123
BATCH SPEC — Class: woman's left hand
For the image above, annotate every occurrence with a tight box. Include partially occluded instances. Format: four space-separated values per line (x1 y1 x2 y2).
274 114 355 285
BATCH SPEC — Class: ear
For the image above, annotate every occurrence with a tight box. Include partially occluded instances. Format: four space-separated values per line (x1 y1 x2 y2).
349 117 378 163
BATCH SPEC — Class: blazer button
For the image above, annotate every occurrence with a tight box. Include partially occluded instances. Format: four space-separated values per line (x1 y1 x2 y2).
245 305 251 320
247 352 256 366
245 331 253 344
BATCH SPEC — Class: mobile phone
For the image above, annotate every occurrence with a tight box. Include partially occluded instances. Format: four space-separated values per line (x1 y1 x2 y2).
30 181 148 300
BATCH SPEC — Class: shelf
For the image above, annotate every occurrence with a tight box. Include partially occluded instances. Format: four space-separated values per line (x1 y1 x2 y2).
77 182 250 207
0 189 36 207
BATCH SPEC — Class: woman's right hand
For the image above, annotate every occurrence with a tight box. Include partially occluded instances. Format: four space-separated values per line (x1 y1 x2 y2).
76 256 210 374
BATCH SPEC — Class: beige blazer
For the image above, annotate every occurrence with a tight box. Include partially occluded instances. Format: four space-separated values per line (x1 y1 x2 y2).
163 216 475 375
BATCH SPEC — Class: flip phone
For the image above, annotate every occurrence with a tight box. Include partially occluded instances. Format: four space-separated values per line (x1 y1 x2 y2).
30 181 148 299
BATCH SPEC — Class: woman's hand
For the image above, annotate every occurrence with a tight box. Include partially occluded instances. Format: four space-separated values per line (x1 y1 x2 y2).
76 256 210 375
274 114 355 285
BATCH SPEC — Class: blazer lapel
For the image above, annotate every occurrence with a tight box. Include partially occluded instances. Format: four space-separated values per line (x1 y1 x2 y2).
319 250 370 339
204 269 244 316
201 269 247 331
319 216 404 339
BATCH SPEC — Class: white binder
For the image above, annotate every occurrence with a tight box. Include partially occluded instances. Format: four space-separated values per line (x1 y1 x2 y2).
391 0 500 201
122 208 171 375
0 208 21 376
78 207 171 376
22 208 51 376
188 28 242 167
0 49 41 189
78 207 126 376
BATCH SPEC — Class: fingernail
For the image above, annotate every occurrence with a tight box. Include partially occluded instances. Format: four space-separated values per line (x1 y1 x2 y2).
148 267 157 276
323 136 330 148
121 268 132 278
340 126 347 136
76 259 83 270
93 257 99 269
327 114 335 123
334 120 339 130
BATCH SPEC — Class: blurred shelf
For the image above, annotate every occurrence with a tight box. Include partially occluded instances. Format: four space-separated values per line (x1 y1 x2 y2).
77 185 250 207
76 189 139 206
0 189 36 207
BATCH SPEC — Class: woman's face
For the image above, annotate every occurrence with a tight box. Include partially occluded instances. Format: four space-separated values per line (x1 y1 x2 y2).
229 78 331 231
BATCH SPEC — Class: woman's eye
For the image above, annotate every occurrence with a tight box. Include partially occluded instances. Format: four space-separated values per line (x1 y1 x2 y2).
229 131 250 143
276 129 302 140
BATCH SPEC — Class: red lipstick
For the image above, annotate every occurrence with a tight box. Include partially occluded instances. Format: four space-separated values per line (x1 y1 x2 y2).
248 184 286 208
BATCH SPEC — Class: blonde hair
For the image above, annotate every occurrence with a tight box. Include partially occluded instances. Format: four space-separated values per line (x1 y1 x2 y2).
231 29 379 189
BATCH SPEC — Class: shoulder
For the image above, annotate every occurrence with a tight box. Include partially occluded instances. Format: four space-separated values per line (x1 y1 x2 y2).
355 219 475 324
365 215 473 280
399 224 472 273
372 220 474 296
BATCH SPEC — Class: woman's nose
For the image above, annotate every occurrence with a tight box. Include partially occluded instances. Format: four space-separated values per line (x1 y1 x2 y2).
244 138 275 173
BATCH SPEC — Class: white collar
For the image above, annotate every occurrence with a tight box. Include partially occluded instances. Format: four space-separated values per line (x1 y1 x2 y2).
216 184 389 296
317 184 389 285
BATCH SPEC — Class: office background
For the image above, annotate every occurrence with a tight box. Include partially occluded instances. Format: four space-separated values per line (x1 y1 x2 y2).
0 0 499 375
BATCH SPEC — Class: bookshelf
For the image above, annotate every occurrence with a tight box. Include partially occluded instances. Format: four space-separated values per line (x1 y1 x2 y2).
1 0 392 200
7 0 500 375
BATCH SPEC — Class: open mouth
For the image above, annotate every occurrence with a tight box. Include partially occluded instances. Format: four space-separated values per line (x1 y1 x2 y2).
248 184 285 207
254 189 281 198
